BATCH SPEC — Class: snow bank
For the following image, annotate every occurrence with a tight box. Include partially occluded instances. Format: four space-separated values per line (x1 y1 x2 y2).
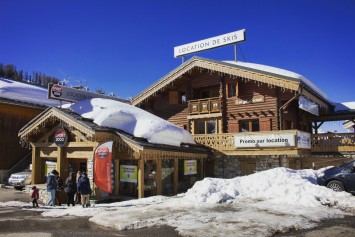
184 167 354 208
69 98 195 146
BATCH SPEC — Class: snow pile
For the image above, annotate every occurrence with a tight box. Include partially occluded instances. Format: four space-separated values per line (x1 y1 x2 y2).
0 78 61 107
2 167 355 237
224 61 328 100
69 98 195 146
184 167 353 208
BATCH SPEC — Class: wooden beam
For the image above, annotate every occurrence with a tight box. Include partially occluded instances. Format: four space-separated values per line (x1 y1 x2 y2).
156 159 162 195
173 158 179 195
32 146 41 184
138 159 144 199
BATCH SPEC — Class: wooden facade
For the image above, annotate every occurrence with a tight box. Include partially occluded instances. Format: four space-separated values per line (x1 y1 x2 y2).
0 99 45 170
132 57 341 177
19 107 209 200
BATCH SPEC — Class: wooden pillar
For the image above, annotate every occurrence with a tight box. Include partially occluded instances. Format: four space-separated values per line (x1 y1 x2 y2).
156 159 162 195
115 159 119 196
56 147 69 181
31 146 41 184
199 159 204 180
138 159 145 198
173 158 179 195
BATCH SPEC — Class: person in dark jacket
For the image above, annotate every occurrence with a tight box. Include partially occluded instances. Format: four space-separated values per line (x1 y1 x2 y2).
64 172 77 206
77 172 91 208
75 171 82 204
46 169 58 206
55 173 64 206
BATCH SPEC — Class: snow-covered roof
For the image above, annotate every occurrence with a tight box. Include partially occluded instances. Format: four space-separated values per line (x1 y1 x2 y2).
224 60 328 100
0 78 62 107
70 98 195 147
333 101 355 112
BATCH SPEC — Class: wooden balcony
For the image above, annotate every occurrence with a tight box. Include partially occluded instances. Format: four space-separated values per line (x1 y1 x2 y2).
312 133 355 153
188 97 221 115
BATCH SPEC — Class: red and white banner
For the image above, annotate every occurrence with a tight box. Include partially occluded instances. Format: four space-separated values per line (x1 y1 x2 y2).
94 141 113 193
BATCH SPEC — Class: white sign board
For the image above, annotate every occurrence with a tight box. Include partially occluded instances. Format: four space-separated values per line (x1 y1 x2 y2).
296 131 311 149
48 84 128 103
234 133 295 148
299 96 319 116
174 29 246 58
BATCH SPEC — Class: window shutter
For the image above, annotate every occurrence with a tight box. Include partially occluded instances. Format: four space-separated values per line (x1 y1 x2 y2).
169 91 179 105
259 117 271 131
228 120 239 133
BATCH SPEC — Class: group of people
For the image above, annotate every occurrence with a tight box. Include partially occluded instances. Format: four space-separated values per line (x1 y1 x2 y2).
31 169 92 208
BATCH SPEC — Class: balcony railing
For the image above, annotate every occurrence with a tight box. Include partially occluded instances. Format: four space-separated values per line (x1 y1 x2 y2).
312 133 355 152
193 131 355 153
188 97 221 115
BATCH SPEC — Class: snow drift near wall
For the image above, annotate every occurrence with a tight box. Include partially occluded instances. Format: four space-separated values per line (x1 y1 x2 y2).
69 98 195 147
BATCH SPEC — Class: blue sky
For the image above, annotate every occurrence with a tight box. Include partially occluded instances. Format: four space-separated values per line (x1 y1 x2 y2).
1 0 354 104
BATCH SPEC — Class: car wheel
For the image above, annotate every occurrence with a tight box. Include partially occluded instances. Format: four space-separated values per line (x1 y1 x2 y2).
327 180 345 192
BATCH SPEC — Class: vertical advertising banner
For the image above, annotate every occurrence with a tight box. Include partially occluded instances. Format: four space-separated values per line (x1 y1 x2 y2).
184 160 197 175
94 141 113 193
120 165 138 183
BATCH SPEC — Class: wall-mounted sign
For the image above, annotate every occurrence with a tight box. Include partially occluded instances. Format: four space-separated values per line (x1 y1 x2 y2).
299 96 319 116
174 29 246 58
54 128 68 147
48 83 128 103
234 133 295 148
296 131 311 149
184 160 197 175
120 165 138 183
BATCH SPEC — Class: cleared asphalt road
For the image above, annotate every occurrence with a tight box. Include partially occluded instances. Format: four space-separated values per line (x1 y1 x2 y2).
1 186 355 237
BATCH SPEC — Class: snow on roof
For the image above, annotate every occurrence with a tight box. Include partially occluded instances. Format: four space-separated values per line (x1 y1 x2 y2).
3 167 355 236
333 101 355 112
0 78 62 107
69 98 195 147
224 61 328 100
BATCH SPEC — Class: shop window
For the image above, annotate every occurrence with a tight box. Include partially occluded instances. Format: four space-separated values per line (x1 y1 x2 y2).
240 119 260 132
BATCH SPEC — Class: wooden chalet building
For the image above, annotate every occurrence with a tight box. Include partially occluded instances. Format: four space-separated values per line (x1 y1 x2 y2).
19 107 210 199
132 57 336 177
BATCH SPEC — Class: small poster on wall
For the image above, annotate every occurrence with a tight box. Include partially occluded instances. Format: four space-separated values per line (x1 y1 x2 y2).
120 165 138 183
45 161 57 176
184 160 197 175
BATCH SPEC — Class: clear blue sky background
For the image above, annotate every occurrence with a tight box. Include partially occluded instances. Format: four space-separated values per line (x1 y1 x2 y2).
1 0 354 104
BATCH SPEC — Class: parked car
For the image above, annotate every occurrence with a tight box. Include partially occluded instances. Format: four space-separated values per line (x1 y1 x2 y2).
317 160 355 195
8 170 32 190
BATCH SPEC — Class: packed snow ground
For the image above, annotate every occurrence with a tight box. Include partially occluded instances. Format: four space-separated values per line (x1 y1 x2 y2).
2 167 355 237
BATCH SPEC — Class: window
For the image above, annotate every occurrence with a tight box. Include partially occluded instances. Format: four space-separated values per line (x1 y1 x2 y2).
180 92 186 104
194 119 217 134
240 119 260 132
227 82 237 98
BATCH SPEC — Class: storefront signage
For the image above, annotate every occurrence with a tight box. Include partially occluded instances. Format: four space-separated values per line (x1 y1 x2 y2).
48 83 128 103
54 128 68 147
120 165 138 183
299 96 319 116
174 29 246 58
94 141 113 193
45 161 57 176
236 95 264 105
234 133 295 148
296 131 311 149
184 160 197 175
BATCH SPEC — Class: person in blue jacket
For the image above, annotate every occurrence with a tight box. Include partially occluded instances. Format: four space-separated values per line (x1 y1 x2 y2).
77 172 91 208
46 169 58 206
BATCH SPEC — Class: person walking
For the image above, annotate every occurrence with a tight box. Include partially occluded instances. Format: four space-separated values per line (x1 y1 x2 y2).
64 172 77 206
46 169 58 206
31 186 39 208
75 171 82 204
77 172 91 208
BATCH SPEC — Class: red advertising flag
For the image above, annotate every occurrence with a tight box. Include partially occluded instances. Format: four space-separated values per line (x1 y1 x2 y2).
94 141 113 193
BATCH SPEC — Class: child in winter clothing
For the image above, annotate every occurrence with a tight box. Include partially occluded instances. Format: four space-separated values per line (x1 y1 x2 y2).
31 186 39 207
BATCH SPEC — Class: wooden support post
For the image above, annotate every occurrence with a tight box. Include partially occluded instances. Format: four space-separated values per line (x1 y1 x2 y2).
32 146 41 184
156 159 162 195
57 147 69 181
138 159 145 199
115 159 119 196
173 158 179 195
199 159 204 180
